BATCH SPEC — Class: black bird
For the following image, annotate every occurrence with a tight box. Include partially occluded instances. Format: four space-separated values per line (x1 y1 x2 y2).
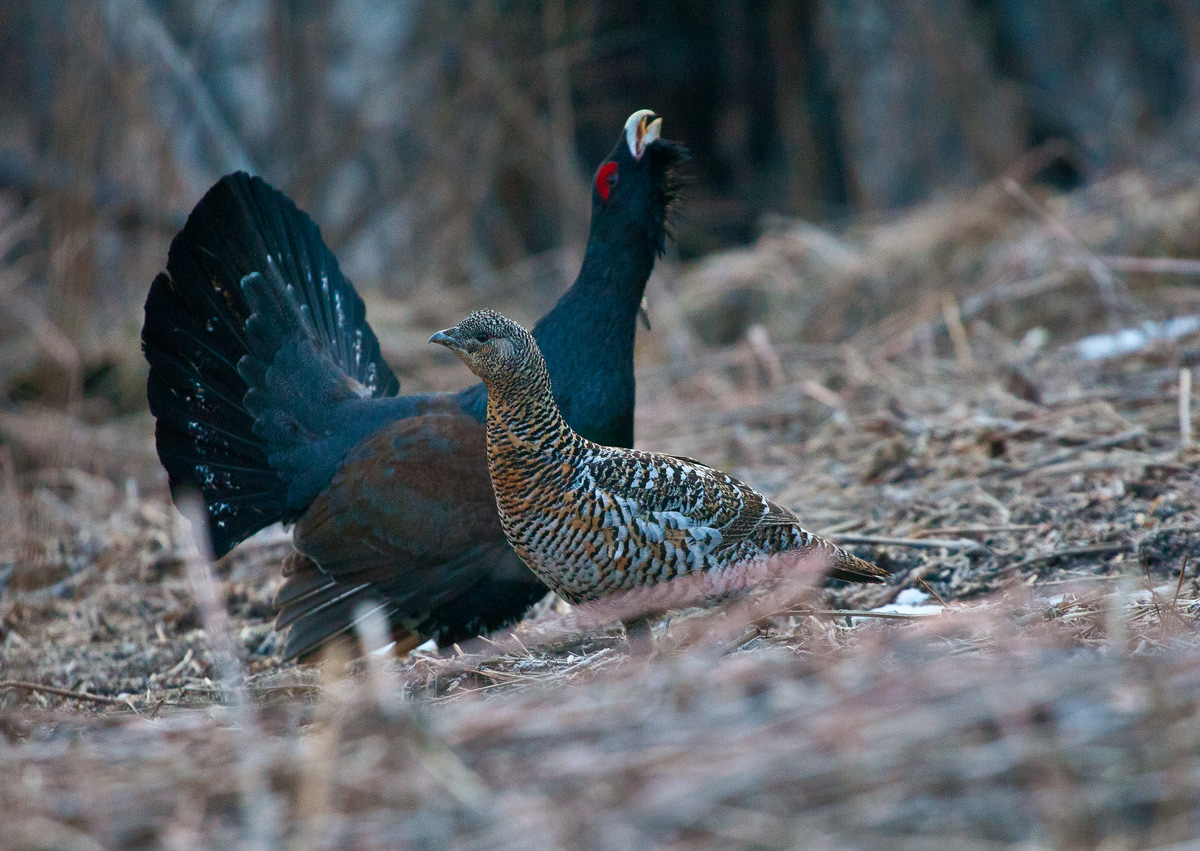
142 110 687 659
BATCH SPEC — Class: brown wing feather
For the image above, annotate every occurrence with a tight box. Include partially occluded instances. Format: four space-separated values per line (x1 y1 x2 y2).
297 408 503 567
276 399 544 658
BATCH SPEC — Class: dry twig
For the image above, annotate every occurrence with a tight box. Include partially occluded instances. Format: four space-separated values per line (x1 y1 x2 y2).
0 680 125 707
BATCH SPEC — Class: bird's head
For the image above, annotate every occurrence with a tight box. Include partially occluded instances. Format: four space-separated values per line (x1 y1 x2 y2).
430 309 542 388
589 110 689 258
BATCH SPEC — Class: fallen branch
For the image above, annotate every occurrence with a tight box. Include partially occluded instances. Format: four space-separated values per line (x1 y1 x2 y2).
832 533 991 554
911 524 1040 537
1092 256 1200 276
1000 428 1147 478
808 609 942 620
1181 369 1193 450
0 680 125 706
1006 543 1129 573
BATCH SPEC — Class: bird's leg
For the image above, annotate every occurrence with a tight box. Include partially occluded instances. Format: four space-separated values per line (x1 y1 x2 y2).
622 616 656 656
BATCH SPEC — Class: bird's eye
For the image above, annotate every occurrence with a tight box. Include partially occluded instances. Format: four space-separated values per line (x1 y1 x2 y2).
595 162 618 201
475 332 490 343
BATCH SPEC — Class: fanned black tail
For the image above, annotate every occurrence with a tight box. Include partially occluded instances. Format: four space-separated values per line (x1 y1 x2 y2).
142 172 399 557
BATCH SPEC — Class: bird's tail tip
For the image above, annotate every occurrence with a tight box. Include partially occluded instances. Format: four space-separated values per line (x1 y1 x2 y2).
829 549 890 584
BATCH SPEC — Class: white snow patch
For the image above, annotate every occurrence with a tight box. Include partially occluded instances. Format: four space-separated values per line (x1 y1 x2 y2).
852 588 944 625
893 588 932 607
1075 315 1200 361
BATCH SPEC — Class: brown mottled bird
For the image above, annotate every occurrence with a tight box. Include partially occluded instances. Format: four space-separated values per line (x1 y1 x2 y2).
430 310 889 607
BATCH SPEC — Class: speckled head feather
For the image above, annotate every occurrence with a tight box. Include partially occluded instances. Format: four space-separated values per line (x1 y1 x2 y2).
430 310 545 392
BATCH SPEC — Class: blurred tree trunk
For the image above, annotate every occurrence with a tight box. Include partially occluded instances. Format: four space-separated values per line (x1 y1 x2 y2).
817 0 1024 212
581 0 1195 226
984 0 1191 173
46 2 104 345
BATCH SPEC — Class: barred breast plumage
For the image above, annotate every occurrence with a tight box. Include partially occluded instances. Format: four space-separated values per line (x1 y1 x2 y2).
431 310 889 606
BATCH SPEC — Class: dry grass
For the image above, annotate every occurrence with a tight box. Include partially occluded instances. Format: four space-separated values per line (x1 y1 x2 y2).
4 170 1200 848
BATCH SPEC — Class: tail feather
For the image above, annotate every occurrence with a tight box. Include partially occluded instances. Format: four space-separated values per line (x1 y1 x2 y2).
275 553 419 660
142 172 398 556
828 546 890 584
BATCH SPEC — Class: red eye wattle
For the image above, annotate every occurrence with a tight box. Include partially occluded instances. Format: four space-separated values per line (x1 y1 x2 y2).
595 162 618 201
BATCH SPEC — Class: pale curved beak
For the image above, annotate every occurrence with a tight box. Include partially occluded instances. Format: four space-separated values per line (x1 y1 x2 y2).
624 109 662 161
429 330 459 349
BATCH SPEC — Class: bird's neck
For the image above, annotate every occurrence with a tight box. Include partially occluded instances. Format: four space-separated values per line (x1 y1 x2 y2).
534 229 656 347
484 361 584 513
527 227 659 448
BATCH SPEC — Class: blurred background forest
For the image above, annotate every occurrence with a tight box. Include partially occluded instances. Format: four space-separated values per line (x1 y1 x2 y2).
2 0 1200 436
2 1 1199 318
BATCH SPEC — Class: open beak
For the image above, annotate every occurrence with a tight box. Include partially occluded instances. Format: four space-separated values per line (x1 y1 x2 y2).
625 109 662 161
429 329 461 350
